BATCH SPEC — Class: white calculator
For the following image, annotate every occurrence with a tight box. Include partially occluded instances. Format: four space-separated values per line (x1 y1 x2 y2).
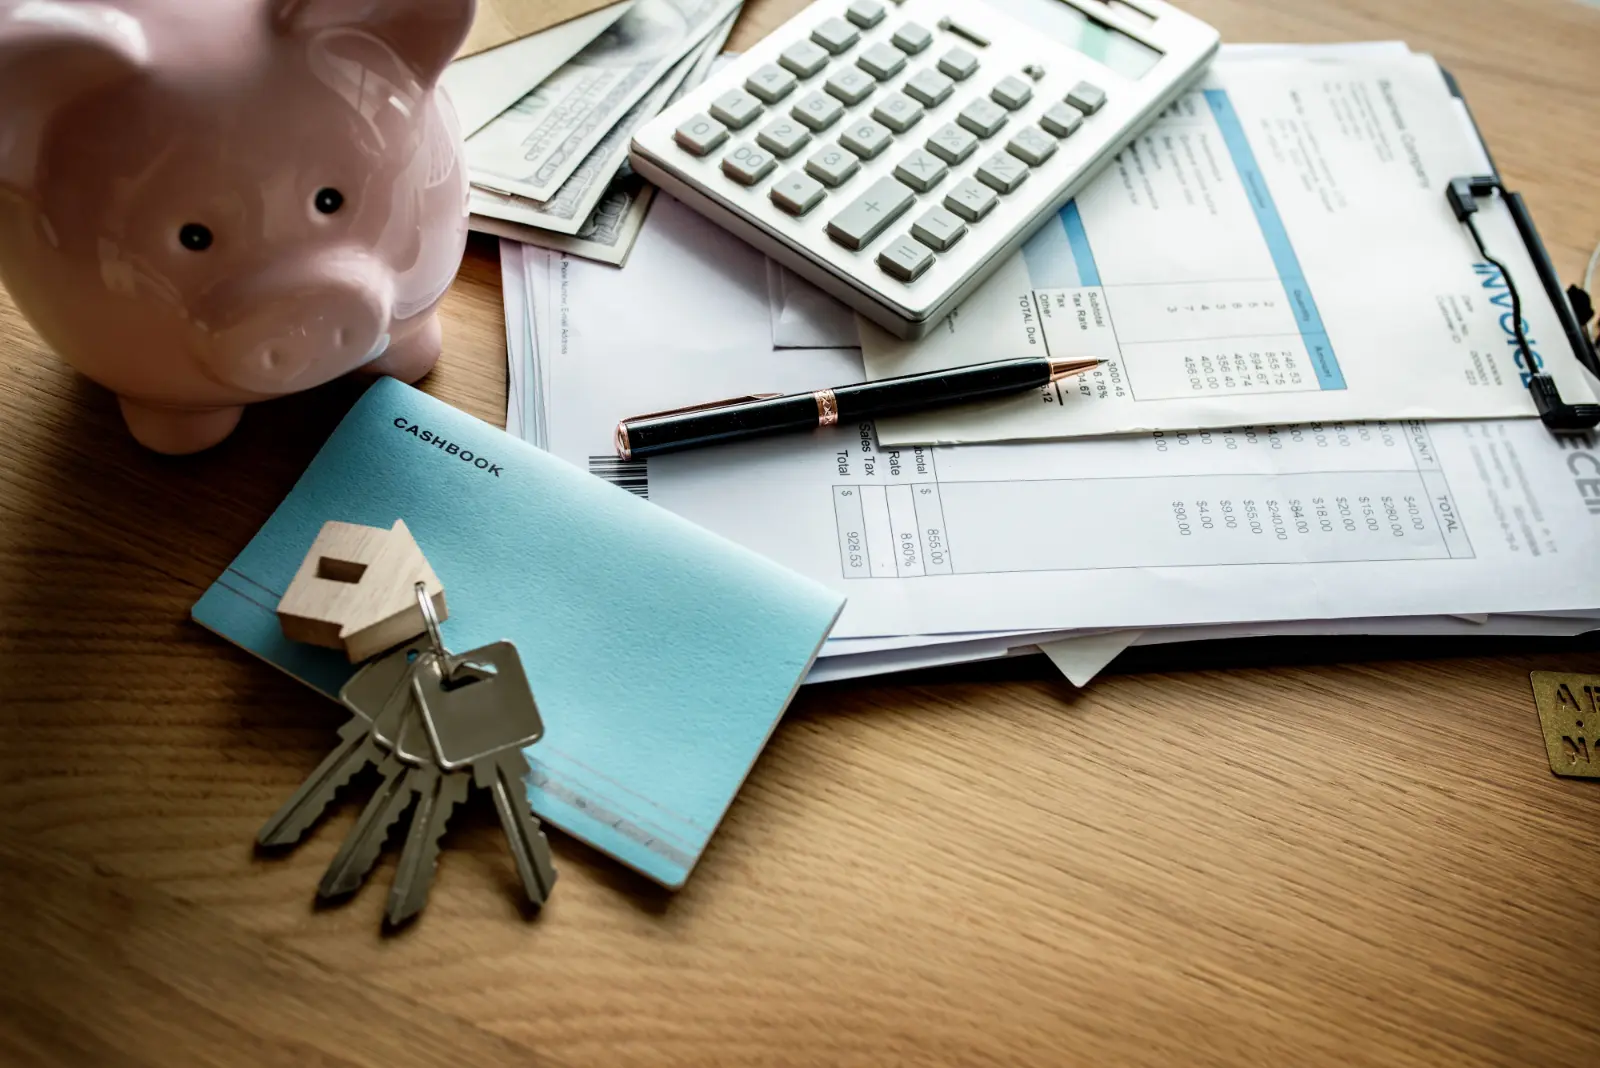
630 0 1219 339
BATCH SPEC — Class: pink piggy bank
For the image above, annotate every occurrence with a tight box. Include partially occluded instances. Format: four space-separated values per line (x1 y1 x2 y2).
0 0 476 453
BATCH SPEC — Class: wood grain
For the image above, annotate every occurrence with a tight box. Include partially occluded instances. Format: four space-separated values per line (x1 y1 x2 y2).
3 1 1600 1065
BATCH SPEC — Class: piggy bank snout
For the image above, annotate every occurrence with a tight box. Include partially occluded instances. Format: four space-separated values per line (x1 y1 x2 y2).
202 255 394 395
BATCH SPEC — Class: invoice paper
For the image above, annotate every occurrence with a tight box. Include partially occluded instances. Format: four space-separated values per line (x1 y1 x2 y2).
861 53 1595 444
526 199 1600 643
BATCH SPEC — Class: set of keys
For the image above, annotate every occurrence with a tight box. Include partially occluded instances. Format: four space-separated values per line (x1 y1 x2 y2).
258 583 557 926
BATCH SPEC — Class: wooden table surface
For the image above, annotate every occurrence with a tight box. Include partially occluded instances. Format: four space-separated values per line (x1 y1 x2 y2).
4 1 1600 1065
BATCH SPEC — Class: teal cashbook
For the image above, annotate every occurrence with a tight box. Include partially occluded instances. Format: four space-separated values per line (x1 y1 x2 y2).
193 377 844 888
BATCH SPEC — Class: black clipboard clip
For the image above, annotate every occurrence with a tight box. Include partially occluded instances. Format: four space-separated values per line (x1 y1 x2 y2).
1440 67 1600 433
1447 174 1600 433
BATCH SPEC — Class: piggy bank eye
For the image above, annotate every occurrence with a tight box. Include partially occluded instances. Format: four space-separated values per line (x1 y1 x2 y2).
314 188 345 215
178 224 214 252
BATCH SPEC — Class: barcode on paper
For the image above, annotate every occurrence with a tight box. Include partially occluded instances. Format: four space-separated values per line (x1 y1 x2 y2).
588 456 650 499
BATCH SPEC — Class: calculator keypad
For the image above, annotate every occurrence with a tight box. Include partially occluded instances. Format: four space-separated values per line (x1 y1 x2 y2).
653 1 1119 293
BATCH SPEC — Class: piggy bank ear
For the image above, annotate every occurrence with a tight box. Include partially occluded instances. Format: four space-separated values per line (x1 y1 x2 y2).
0 1 148 194
271 0 477 87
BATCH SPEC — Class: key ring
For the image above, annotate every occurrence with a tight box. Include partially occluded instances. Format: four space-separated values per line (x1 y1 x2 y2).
414 581 452 675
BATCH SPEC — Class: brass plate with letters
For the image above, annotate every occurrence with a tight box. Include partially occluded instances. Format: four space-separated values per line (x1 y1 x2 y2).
1529 672 1600 779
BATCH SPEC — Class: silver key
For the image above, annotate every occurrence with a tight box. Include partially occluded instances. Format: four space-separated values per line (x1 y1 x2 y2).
956 98 1008 139
673 112 728 156
811 17 860 54
976 150 1029 193
771 170 826 215
779 39 830 79
904 68 954 107
878 235 934 281
871 92 924 133
824 66 875 106
841 118 893 159
722 142 777 185
257 712 382 848
857 42 906 81
385 758 471 927
826 176 916 251
1040 102 1084 138
412 643 557 908
912 206 967 250
925 122 978 164
256 639 436 848
316 751 418 899
893 148 948 192
806 142 861 187
938 46 979 80
792 90 844 132
710 88 762 130
845 0 885 28
757 117 812 159
892 21 933 54
1067 80 1107 114
991 75 1033 110
944 177 998 222
1006 125 1057 166
745 63 798 104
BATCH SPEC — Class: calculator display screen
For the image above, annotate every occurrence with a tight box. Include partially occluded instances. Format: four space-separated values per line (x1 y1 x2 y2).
986 0 1165 79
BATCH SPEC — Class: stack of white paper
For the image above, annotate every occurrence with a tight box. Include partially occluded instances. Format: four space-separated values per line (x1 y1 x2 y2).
499 43 1600 688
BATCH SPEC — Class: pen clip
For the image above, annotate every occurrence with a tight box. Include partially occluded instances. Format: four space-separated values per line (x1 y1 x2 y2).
615 393 785 459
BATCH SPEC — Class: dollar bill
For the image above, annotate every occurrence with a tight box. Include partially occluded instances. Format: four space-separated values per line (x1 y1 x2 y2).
467 0 742 203
475 176 657 267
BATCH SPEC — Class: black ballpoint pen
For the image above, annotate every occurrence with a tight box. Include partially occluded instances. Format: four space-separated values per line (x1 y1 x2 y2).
614 356 1104 460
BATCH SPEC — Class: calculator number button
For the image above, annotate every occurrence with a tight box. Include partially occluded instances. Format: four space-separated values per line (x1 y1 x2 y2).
824 66 876 106
893 148 948 193
757 118 812 158
841 119 893 160
827 176 916 251
745 64 798 104
792 91 845 131
892 22 934 54
857 42 907 81
805 143 862 187
925 122 978 165
975 151 1029 194
722 143 777 186
943 178 998 222
674 113 728 157
710 89 762 130
779 40 830 79
956 98 1008 139
991 75 1033 110
811 17 860 55
771 171 827 216
1040 102 1084 138
845 0 886 28
937 47 979 80
1006 125 1057 166
871 92 924 134
1067 80 1107 114
904 69 954 108
878 235 934 282
912 206 967 251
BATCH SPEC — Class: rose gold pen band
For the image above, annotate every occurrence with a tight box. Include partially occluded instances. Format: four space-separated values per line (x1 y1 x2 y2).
814 388 838 427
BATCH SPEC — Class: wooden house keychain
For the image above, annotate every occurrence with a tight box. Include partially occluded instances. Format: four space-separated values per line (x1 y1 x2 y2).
259 519 556 927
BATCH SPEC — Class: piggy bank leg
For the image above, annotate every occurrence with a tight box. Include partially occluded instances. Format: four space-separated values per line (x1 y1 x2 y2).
362 313 442 384
118 398 244 455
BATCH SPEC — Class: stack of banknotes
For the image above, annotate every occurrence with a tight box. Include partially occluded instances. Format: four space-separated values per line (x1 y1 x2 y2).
453 0 743 267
